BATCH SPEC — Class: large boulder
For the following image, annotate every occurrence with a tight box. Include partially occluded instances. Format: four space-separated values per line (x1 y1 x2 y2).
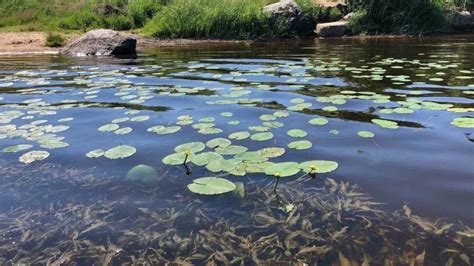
315 21 348 37
60 29 136 56
263 0 308 36
450 10 474 30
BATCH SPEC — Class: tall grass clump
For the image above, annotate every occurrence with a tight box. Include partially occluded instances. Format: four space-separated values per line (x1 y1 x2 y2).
45 32 65 47
347 0 450 35
143 0 275 39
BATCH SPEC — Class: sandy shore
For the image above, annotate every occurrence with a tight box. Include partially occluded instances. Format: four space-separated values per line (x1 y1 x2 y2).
0 32 63 54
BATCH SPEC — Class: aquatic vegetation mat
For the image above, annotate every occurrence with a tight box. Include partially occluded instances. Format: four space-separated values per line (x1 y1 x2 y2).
0 162 473 264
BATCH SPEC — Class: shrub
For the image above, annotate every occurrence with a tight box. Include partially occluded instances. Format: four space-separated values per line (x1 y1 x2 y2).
45 32 65 47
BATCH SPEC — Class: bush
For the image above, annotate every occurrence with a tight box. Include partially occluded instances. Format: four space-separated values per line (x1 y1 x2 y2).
348 0 449 35
45 32 65 47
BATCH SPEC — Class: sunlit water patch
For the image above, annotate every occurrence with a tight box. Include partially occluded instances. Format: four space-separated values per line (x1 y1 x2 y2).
0 35 473 264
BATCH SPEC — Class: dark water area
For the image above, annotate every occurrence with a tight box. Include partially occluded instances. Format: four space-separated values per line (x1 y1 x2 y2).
0 35 473 264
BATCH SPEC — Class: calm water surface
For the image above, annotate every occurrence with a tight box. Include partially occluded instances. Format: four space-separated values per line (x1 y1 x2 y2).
0 35 473 263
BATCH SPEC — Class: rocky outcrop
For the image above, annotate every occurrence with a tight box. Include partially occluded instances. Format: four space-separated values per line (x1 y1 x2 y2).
263 0 308 36
315 21 348 37
450 10 474 30
60 29 136 56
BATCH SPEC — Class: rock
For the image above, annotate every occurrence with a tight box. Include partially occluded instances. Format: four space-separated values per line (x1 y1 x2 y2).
60 29 136 56
343 12 354 21
450 10 474 30
263 0 308 36
315 21 348 37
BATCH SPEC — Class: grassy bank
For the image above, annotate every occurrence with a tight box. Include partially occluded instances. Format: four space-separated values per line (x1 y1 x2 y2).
0 0 472 38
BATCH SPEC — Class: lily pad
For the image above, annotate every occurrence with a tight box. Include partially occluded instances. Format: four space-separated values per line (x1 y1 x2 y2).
287 129 307 138
206 138 231 149
162 152 188 165
2 144 33 153
229 131 250 140
114 127 133 135
358 131 375 138
371 119 399 129
19 150 49 164
288 140 312 150
187 177 236 195
309 118 328 126
104 145 136 159
259 147 285 158
215 145 248 155
190 152 223 166
98 123 119 132
250 132 273 141
175 142 205 153
451 117 474 128
264 162 300 177
86 149 105 158
299 160 338 173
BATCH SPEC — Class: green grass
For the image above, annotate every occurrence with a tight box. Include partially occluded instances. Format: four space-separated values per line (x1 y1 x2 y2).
0 0 471 38
45 32 66 47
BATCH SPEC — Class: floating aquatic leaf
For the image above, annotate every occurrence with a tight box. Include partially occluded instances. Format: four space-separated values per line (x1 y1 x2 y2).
329 129 339 135
98 123 119 132
371 119 399 129
299 160 338 173
309 118 329 126
451 117 474 128
175 142 205 153
104 145 136 159
251 132 273 141
112 117 130 123
215 145 248 155
187 177 236 195
273 111 289 118
130 115 150 122
229 131 250 140
228 120 240 125
126 164 158 182
3 144 33 153
148 125 181 134
259 114 276 121
287 129 307 138
288 140 312 150
220 112 233 117
162 152 188 165
86 149 105 158
264 162 300 177
198 127 223 135
249 126 269 132
19 150 49 164
263 121 284 128
190 152 223 166
234 151 267 162
114 127 133 135
358 131 375 138
322 106 338 112
206 138 231 149
199 117 215 123
259 147 285 158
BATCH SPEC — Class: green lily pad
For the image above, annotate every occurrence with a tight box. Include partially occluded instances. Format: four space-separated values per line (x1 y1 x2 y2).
114 127 133 135
215 145 248 155
19 150 49 164
98 123 119 132
86 149 105 158
309 118 328 126
229 131 250 140
287 129 307 138
190 152 223 166
220 112 233 117
104 145 136 159
148 125 181 134
288 140 312 150
198 127 223 135
299 160 338 173
206 138 231 149
130 115 150 122
126 164 158 182
264 162 300 177
371 119 399 129
162 152 189 165
250 132 273 141
175 142 205 153
358 131 375 138
259 147 285 158
259 114 276 121
187 177 236 195
451 117 474 128
3 144 33 153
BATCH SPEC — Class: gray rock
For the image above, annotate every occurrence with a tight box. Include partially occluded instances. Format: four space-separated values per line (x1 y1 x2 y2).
263 0 307 36
315 21 348 37
343 12 355 21
60 29 136 56
450 10 474 30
